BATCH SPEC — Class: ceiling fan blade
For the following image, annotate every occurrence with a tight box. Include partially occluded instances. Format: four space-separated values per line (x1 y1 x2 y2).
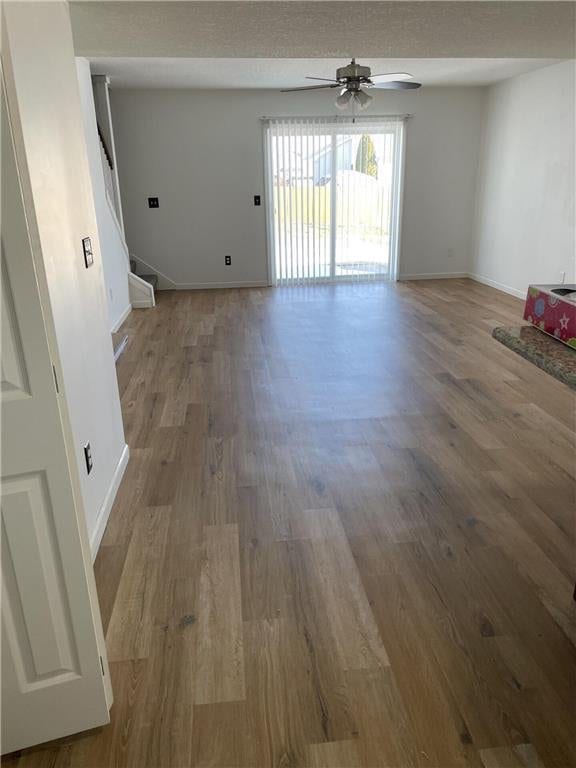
305 76 340 83
281 83 340 92
369 80 422 90
370 72 414 82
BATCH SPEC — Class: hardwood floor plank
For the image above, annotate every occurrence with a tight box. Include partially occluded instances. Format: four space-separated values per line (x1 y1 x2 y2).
106 506 170 662
307 739 363 767
480 746 528 768
351 536 488 767
191 701 255 768
240 537 291 621
100 446 151 547
295 508 390 671
480 743 546 768
283 537 360 743
394 542 534 750
132 578 196 768
513 743 547 768
93 543 129 635
244 618 329 767
345 668 425 768
195 524 245 705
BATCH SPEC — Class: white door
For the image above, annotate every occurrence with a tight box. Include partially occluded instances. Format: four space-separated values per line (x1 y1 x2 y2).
1 79 111 754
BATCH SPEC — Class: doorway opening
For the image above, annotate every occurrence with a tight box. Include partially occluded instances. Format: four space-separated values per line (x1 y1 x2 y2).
264 116 405 285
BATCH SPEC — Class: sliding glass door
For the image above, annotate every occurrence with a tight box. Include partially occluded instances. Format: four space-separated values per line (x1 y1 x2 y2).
264 117 405 286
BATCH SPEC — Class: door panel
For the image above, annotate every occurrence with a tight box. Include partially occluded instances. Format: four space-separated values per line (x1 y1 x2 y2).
334 131 395 280
1 256 30 399
270 122 333 283
266 118 405 285
2 472 79 684
1 75 110 754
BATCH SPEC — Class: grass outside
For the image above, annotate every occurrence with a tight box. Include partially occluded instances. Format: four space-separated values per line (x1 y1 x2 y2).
273 184 391 238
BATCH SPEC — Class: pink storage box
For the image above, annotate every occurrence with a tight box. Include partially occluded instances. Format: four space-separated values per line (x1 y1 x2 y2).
523 284 576 349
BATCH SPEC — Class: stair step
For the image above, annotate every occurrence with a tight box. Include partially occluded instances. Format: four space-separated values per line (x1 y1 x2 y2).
139 273 158 290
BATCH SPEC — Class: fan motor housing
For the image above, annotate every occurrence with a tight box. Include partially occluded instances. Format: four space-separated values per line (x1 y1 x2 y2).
336 61 371 83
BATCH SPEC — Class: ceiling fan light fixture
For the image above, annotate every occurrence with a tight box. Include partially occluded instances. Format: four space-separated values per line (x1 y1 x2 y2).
281 59 421 97
354 89 373 110
335 89 353 110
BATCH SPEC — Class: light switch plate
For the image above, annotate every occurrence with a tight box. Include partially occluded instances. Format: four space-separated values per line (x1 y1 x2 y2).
84 442 93 474
82 237 94 268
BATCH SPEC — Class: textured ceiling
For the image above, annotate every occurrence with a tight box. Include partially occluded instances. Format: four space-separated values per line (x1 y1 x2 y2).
71 2 576 59
89 57 562 88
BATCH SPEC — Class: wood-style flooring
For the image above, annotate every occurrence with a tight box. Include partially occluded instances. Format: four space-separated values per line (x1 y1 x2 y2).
9 279 576 767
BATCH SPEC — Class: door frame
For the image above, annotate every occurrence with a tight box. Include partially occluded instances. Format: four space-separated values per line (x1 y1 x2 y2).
263 116 407 286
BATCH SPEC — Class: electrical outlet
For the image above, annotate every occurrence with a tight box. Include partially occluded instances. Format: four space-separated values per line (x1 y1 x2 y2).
148 197 159 208
225 255 232 266
254 195 261 206
447 248 454 260
84 443 93 475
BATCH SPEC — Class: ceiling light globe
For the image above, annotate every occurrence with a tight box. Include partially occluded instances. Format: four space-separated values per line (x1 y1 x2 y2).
354 89 373 110
335 90 353 110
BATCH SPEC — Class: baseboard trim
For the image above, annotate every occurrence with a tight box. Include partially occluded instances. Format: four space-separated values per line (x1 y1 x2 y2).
130 270 524 297
399 271 526 300
398 272 468 281
113 333 129 362
90 444 130 561
131 254 177 289
110 303 132 333
467 273 526 299
158 280 270 290
130 254 269 292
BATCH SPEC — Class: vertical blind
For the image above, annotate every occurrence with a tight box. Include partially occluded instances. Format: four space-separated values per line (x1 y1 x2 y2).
263 116 406 286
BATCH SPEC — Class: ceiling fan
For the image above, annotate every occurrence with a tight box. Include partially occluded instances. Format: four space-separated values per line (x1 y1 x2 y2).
281 59 421 111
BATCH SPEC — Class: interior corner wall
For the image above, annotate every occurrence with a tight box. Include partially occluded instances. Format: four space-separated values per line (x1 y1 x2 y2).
76 58 131 332
471 60 576 298
110 87 484 287
3 2 128 551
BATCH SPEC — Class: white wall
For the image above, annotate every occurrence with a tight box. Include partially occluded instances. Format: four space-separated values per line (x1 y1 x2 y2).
110 87 484 286
4 2 128 553
76 58 131 331
471 60 576 297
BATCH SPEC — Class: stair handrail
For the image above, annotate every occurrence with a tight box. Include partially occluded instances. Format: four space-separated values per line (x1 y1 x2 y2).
97 122 114 171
